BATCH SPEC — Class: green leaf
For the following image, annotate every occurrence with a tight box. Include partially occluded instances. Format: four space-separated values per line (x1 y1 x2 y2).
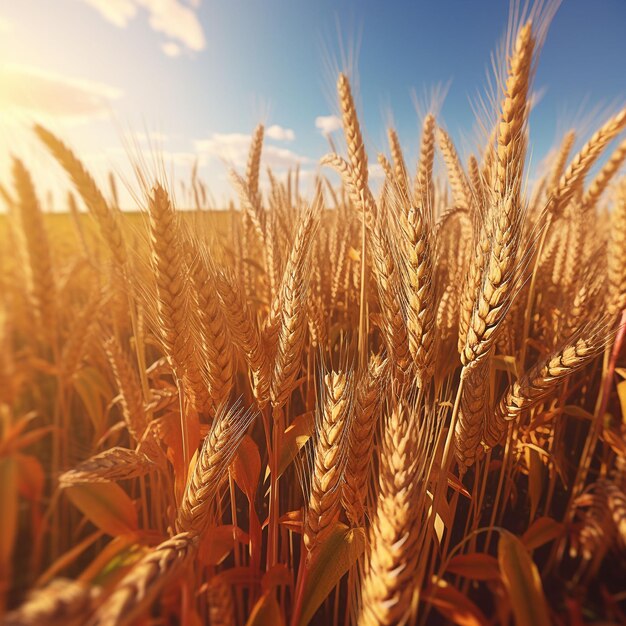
498 532 550 626
296 524 365 626
66 482 138 536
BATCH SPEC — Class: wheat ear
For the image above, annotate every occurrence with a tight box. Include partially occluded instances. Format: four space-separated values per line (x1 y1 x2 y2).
454 360 488 469
59 447 154 486
549 107 626 215
89 533 197 626
494 21 534 202
437 127 472 210
215 269 271 407
104 336 147 443
370 214 412 378
338 73 368 205
607 181 626 316
34 125 127 269
548 130 576 195
148 185 208 413
184 239 234 410
583 137 626 211
358 402 422 626
414 113 436 216
343 355 385 526
486 335 605 447
401 204 436 385
246 123 264 201
270 200 320 409
4 578 99 626
304 371 352 554
11 158 57 339
176 403 253 534
388 127 409 199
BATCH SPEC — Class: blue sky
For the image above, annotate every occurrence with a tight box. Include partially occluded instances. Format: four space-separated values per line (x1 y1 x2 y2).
0 0 625 208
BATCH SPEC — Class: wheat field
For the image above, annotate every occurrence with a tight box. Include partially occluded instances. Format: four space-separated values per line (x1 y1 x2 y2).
1 9 626 626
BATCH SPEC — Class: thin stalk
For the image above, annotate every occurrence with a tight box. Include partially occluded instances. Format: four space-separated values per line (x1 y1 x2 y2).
519 214 553 370
563 311 626 523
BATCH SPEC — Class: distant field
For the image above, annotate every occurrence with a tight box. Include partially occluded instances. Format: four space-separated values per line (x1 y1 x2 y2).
0 209 232 269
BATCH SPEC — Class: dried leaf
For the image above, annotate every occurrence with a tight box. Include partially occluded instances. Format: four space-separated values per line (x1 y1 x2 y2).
198 525 249 566
522 517 564 551
0 457 18 569
447 553 500 581
527 448 543 522
279 509 303 533
15 453 45 500
425 579 488 625
262 564 292 592
231 435 261 501
296 524 364 626
65 482 138 536
276 412 314 478
246 591 285 626
498 531 551 626
617 380 626 421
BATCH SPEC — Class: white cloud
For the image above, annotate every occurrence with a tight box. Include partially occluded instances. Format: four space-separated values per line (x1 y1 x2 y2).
315 115 342 135
142 0 205 51
80 0 205 53
266 124 295 142
82 0 136 27
161 41 182 57
195 131 310 170
0 64 122 121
